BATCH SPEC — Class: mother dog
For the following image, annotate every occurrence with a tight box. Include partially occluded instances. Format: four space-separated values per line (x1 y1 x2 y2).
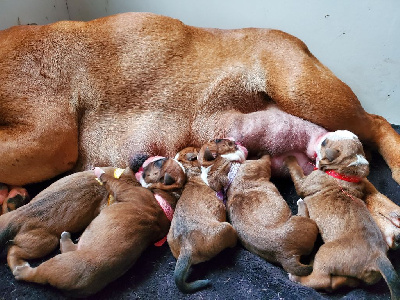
0 13 399 207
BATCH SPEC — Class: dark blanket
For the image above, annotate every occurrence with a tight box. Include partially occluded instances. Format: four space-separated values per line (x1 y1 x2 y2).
1 126 399 300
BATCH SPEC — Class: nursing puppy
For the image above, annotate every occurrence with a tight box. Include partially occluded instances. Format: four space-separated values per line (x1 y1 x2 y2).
203 139 318 276
167 145 239 293
137 156 186 193
13 168 178 298
0 166 138 273
285 130 400 299
0 157 183 274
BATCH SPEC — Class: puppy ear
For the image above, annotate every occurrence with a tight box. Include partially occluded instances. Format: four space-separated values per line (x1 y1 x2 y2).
154 158 166 169
163 173 176 185
185 152 197 161
325 148 340 162
203 148 216 161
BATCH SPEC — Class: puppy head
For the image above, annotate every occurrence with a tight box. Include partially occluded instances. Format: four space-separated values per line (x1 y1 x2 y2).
197 138 248 167
141 157 186 190
174 147 201 177
316 130 369 178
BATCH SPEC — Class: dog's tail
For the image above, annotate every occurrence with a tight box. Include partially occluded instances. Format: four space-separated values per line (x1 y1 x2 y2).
174 247 211 293
0 210 19 248
376 255 400 300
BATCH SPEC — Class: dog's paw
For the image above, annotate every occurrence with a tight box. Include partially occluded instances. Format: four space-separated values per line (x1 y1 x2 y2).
13 262 31 280
94 167 105 179
392 168 400 185
61 231 71 240
288 273 300 283
382 219 400 250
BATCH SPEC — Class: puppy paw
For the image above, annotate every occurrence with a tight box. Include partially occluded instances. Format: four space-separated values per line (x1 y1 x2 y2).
61 231 71 240
392 168 400 185
288 273 300 283
381 219 400 249
94 167 105 179
13 262 31 280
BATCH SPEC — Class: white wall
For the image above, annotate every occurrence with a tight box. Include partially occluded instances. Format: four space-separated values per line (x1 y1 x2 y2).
1 0 399 124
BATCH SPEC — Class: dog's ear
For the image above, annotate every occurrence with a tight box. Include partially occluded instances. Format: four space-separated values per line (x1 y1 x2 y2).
325 148 340 162
154 158 166 169
163 173 176 185
185 152 197 161
203 147 216 161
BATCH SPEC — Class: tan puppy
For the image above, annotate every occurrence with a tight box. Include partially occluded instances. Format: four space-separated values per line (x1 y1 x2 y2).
167 145 238 293
12 170 178 297
0 157 184 274
202 139 318 276
284 130 400 299
1 12 399 249
137 156 186 193
0 166 137 273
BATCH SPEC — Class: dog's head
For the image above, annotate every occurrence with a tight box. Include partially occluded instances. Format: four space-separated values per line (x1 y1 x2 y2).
139 157 186 191
316 130 369 178
174 146 201 178
197 138 248 167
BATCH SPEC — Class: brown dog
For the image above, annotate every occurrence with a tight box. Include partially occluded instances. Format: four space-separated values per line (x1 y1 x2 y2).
12 169 179 297
284 130 400 299
167 145 238 293
1 12 399 246
0 166 138 273
202 139 318 276
0 156 184 275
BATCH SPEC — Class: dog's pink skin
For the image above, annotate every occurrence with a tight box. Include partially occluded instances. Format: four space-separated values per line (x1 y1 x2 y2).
226 106 328 159
225 105 327 176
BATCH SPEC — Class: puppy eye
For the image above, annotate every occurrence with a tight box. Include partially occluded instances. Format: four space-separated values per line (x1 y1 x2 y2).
321 139 327 147
228 141 234 147
215 139 222 143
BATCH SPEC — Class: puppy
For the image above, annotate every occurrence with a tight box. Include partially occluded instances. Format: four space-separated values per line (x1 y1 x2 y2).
12 168 179 297
202 139 319 276
0 157 183 274
136 156 186 193
167 145 238 293
0 166 138 273
284 130 400 299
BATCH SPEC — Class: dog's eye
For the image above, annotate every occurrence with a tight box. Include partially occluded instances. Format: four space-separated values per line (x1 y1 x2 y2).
215 139 222 143
321 139 327 147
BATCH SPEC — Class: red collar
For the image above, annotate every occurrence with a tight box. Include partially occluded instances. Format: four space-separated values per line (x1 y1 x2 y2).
314 168 362 183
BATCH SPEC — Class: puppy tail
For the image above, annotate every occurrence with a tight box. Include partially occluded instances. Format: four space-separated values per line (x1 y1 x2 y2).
174 249 211 293
376 255 400 300
0 210 18 248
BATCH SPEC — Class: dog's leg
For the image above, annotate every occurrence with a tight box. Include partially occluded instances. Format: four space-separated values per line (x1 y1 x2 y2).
7 233 59 272
60 232 78 253
284 156 307 196
266 60 400 184
0 110 78 185
297 199 309 217
289 270 332 290
363 179 400 249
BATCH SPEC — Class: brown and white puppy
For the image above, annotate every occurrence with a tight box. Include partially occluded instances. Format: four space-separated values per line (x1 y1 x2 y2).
167 145 239 293
0 166 138 273
137 156 186 193
284 130 400 300
12 169 179 298
202 139 319 276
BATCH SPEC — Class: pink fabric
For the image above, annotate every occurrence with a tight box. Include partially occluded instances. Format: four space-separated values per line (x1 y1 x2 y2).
153 193 174 247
